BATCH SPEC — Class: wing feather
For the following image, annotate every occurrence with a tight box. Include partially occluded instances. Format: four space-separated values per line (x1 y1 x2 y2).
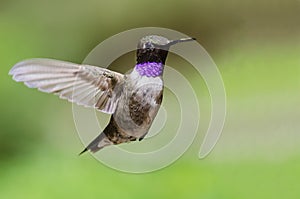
9 58 124 114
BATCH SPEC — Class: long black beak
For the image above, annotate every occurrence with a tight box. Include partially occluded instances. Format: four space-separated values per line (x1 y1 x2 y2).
168 37 196 46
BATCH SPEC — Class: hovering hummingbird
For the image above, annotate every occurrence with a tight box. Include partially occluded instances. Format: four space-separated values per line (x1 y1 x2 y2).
9 35 195 154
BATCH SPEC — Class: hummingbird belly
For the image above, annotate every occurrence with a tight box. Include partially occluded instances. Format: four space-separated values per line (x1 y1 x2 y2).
113 76 163 139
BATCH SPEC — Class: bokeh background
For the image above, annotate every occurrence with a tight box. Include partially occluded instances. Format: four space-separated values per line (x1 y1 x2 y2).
1 0 300 198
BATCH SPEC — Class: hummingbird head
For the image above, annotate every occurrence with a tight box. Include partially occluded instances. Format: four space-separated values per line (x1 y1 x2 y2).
136 35 195 65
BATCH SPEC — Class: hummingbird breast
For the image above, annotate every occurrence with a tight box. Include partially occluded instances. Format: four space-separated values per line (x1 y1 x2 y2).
112 70 163 139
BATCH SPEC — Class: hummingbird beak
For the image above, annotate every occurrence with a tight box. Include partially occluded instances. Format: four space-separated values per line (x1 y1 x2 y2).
168 37 196 46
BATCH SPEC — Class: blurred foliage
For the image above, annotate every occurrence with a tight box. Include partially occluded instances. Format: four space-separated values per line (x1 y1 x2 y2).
0 0 300 198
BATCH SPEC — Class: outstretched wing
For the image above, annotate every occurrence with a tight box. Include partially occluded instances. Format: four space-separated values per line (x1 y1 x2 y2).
9 58 124 114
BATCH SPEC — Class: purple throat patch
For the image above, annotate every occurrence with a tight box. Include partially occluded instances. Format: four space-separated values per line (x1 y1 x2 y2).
135 62 164 77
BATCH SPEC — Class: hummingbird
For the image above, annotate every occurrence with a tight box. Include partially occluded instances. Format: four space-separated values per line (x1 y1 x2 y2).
9 35 195 154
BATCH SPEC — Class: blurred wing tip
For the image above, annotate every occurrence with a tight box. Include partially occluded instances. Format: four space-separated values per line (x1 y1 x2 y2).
10 74 23 82
9 65 19 76
8 69 14 76
9 59 35 75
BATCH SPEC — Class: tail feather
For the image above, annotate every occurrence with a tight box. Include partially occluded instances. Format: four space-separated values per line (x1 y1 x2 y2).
79 133 113 155
78 148 88 155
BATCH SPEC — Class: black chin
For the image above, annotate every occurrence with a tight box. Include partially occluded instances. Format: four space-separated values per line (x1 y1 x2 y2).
136 48 169 65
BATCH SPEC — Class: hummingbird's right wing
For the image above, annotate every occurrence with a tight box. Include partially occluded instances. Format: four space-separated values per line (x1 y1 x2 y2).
9 58 124 114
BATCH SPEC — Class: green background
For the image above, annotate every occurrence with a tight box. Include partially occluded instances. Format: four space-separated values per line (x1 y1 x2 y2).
1 0 300 198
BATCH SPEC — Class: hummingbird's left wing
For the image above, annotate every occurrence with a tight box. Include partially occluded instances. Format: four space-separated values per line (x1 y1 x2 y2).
9 58 124 114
